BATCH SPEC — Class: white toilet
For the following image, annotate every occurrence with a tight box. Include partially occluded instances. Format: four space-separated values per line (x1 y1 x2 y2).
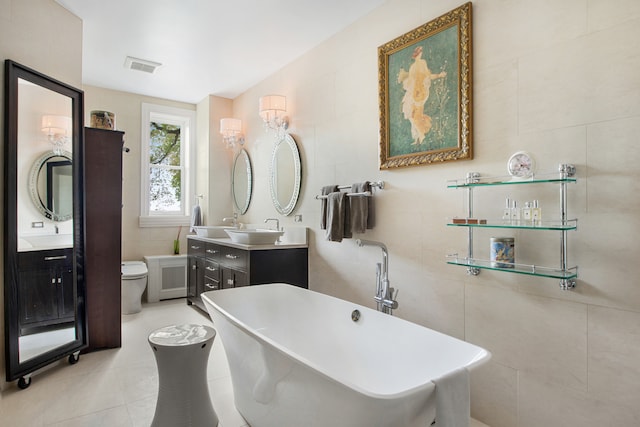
121 261 148 315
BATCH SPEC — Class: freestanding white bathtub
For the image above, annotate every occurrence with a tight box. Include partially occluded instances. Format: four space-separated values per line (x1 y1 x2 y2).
202 283 490 427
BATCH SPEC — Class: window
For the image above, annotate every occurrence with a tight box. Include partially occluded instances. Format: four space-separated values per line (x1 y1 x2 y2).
139 103 196 227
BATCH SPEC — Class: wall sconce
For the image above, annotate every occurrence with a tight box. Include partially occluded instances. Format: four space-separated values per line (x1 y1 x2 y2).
41 115 72 155
220 118 245 149
259 95 289 138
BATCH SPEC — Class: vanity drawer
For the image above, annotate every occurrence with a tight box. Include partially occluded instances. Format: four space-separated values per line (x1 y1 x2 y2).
205 243 221 261
220 247 248 271
204 276 220 292
187 240 205 257
203 260 220 281
18 248 73 270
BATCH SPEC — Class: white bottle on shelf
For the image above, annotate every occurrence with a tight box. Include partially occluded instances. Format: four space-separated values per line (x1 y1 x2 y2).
511 200 521 224
502 197 511 223
532 200 542 224
522 201 532 223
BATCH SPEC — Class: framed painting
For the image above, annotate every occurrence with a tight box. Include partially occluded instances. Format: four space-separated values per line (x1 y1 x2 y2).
378 2 473 169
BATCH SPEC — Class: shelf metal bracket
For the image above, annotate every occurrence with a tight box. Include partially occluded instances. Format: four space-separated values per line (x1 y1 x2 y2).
466 172 481 276
558 164 576 290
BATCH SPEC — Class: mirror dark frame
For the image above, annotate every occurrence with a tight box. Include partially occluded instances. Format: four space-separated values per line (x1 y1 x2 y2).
28 150 73 222
4 60 87 384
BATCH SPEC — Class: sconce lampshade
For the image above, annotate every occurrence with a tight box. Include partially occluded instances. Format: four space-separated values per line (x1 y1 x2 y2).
41 115 72 136
220 118 242 137
220 118 245 148
259 95 286 120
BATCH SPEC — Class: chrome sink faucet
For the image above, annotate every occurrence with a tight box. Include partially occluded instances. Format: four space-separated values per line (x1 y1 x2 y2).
356 239 398 315
264 218 280 231
223 213 238 228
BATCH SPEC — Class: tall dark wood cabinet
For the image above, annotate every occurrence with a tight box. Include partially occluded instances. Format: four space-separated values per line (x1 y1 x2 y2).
84 127 124 351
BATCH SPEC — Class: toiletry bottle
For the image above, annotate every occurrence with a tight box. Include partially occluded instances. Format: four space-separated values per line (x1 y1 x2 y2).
511 200 521 225
502 197 511 223
522 201 532 223
532 200 542 224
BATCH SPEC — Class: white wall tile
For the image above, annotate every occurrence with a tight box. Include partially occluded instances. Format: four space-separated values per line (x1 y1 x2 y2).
519 19 640 133
470 360 518 427
588 305 640 412
586 116 640 214
466 284 588 390
518 372 640 427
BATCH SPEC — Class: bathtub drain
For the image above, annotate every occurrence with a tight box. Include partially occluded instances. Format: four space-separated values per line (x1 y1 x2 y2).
351 309 361 322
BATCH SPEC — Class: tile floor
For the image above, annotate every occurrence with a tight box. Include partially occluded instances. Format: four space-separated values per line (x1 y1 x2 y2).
1 298 490 427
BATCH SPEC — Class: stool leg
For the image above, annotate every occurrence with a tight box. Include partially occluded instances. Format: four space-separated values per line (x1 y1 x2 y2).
150 339 219 427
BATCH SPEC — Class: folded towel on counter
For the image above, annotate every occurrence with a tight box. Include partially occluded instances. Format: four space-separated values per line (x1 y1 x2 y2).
325 192 347 242
433 367 470 427
320 185 338 230
190 204 202 232
349 181 371 234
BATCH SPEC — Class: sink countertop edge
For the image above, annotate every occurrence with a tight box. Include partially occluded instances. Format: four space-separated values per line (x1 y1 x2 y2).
187 235 308 250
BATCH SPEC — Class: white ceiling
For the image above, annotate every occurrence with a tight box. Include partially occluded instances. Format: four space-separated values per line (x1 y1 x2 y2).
55 0 386 104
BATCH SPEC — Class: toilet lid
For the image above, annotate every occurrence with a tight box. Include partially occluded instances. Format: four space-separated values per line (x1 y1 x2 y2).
122 261 148 279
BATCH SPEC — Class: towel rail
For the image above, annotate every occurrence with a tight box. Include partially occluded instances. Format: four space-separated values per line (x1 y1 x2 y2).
315 181 384 200
315 191 372 200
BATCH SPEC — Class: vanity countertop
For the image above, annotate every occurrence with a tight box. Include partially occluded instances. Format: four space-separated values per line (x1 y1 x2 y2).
187 235 307 250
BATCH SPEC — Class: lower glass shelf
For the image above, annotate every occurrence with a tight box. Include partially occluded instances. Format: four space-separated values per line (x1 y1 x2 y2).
446 255 578 280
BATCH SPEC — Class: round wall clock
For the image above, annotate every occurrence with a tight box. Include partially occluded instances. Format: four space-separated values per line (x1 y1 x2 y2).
507 151 535 178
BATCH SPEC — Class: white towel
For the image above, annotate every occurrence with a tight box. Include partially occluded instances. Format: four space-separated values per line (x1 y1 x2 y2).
190 205 202 232
433 367 470 427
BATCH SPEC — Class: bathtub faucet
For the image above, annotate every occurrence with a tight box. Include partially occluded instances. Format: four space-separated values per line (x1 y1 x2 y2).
356 239 398 315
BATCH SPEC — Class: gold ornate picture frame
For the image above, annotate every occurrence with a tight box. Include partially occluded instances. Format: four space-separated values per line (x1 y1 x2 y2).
378 2 473 169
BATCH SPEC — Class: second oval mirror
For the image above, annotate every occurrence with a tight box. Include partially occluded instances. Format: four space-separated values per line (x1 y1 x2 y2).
269 134 301 216
232 148 252 214
28 150 73 222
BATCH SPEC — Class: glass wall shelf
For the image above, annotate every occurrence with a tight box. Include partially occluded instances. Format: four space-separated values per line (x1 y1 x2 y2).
446 255 578 280
446 164 577 289
447 219 578 231
447 174 576 189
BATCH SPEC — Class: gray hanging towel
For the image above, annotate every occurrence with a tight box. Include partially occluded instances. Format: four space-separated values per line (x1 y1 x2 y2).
320 185 338 230
325 191 346 242
190 204 202 232
349 181 371 234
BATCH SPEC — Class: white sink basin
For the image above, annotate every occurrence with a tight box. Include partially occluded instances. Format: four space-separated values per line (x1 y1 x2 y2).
20 234 73 249
193 226 233 238
224 229 284 245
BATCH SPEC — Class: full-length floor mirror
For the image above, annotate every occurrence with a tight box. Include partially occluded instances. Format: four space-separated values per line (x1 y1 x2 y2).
4 60 87 389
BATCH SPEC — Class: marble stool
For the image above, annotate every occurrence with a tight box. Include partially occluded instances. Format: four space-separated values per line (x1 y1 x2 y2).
148 324 218 427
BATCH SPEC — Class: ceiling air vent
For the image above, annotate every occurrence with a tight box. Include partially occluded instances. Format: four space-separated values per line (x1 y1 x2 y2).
124 56 162 74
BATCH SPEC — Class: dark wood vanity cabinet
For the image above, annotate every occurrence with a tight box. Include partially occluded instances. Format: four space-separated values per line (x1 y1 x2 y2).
17 248 74 335
187 237 308 312
187 240 206 305
84 127 124 351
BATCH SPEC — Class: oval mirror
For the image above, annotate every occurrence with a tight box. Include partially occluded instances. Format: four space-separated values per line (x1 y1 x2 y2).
232 148 252 214
269 134 301 216
28 150 73 221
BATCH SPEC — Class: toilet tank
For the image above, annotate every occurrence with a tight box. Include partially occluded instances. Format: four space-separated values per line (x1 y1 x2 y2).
143 255 188 303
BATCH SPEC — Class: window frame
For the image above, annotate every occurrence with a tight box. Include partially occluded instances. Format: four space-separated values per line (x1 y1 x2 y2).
139 103 196 227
